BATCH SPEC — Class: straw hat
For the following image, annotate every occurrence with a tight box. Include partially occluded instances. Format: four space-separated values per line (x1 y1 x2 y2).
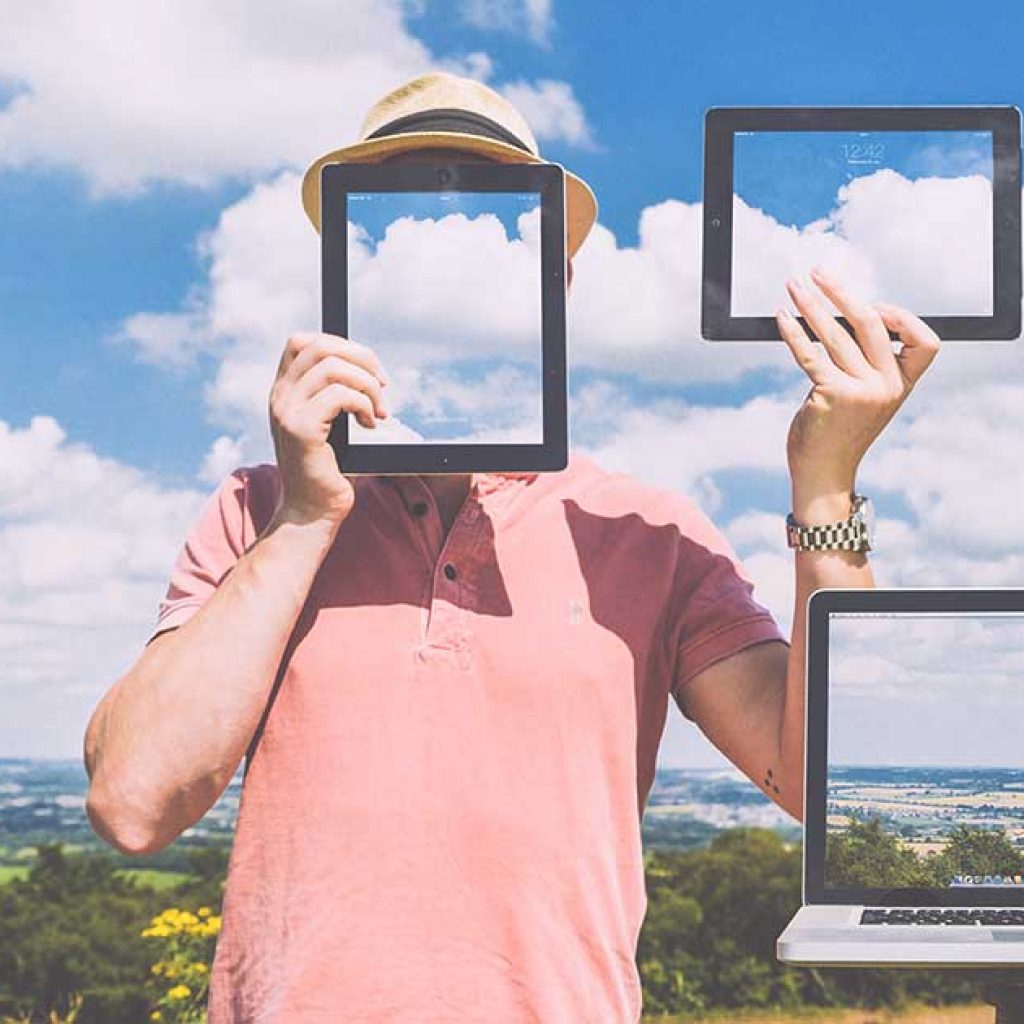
300 71 598 258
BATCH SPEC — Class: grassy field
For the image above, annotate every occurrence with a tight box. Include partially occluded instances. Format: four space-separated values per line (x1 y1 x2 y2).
115 868 192 891
0 864 191 891
644 1006 991 1024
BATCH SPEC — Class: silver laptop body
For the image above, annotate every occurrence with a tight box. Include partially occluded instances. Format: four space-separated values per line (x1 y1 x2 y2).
777 587 1024 967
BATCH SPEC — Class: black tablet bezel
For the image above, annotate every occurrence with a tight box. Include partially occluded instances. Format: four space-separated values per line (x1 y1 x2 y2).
702 106 1022 341
320 161 567 475
805 586 1024 907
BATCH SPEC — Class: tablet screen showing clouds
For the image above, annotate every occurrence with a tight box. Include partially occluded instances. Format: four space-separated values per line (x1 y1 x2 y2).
346 191 543 445
732 130 994 318
824 611 1024 890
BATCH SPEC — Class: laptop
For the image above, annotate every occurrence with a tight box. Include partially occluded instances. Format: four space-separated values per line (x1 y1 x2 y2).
777 587 1024 967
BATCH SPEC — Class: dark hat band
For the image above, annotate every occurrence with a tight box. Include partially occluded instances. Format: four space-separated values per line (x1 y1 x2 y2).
364 107 533 154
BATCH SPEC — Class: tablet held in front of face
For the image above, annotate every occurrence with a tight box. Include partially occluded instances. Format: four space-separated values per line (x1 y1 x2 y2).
319 160 568 476
701 105 1022 342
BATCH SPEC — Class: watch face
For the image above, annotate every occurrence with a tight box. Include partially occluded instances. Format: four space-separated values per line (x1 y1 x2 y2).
856 495 876 546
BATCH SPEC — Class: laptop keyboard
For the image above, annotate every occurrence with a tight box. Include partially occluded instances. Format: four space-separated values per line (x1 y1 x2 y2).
860 908 1024 926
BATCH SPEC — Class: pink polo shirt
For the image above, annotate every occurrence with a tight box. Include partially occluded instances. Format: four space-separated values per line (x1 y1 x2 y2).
148 450 786 1023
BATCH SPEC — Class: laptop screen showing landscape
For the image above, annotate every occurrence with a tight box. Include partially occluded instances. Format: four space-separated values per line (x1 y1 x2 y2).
825 609 1024 893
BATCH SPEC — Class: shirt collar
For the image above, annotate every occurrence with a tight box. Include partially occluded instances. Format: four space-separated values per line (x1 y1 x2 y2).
374 469 539 497
473 469 539 494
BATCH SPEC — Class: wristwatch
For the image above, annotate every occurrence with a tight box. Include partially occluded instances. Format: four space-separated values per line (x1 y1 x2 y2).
786 493 875 552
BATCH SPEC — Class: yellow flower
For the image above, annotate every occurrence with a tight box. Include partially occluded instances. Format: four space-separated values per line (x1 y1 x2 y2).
198 906 212 917
167 984 191 1000
193 962 209 973
150 963 163 975
150 1012 162 1021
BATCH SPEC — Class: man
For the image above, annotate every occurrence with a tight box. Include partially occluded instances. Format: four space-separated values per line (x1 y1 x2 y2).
83 73 939 1023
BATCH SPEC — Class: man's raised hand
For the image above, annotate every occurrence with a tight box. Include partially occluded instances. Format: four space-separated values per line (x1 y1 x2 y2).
268 332 390 530
775 267 940 511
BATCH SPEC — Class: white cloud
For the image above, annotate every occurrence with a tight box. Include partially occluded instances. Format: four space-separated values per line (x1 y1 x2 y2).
524 0 554 43
0 416 228 755
733 170 993 319
351 362 546 445
832 614 1024 705
569 202 794 381
500 79 593 147
200 434 247 486
0 417 212 617
863 381 1024 557
0 0 587 194
574 385 795 508
113 307 211 371
115 178 806 391
459 0 554 45
349 206 543 359
0 1 425 193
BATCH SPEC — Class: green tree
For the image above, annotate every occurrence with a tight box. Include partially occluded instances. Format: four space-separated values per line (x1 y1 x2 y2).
168 848 229 910
927 825 1024 885
638 827 985 1016
0 843 163 1024
825 815 933 889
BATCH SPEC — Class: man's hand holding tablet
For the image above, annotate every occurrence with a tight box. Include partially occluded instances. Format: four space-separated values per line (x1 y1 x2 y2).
267 331 391 530
775 267 941 524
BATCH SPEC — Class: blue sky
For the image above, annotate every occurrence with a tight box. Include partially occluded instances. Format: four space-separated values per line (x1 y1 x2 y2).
2 0 1024 764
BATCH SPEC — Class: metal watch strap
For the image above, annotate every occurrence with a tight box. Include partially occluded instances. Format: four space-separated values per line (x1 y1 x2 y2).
786 494 870 552
786 514 865 551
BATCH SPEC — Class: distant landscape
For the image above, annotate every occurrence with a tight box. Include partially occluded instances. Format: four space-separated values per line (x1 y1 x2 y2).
0 757 802 877
826 765 1024 889
829 766 1024 848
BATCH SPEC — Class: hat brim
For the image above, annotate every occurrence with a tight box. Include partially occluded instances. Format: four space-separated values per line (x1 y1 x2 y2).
300 131 598 259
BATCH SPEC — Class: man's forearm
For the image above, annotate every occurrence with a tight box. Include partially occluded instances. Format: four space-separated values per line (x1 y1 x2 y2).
85 510 341 854
781 487 875 821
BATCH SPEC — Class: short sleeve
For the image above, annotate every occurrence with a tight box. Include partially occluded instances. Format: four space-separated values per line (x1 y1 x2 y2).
665 497 788 715
145 468 255 646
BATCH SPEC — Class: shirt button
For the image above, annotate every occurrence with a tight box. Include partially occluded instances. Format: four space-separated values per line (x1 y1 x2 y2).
443 563 458 581
411 501 428 517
